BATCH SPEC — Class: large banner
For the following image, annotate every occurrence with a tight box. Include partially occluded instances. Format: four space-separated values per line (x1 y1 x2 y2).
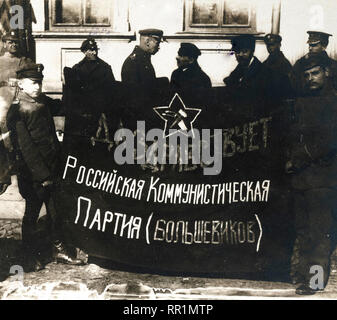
56 81 295 276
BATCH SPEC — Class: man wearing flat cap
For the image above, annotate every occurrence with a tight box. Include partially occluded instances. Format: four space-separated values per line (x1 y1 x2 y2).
223 35 277 111
170 42 211 92
0 30 33 196
293 31 337 95
286 55 337 295
69 37 115 137
7 63 84 271
121 29 167 87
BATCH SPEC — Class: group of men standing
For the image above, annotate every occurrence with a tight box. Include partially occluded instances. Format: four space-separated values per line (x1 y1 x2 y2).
0 27 337 296
223 30 337 295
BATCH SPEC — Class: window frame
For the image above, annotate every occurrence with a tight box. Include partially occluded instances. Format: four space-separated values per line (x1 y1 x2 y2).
48 0 115 32
184 0 257 34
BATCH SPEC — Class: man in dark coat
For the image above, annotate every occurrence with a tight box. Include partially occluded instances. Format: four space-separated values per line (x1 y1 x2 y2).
120 29 169 130
223 35 278 116
121 29 161 86
170 42 211 92
263 34 292 76
8 63 84 271
286 55 337 295
263 33 295 98
293 31 337 95
72 37 115 107
121 29 168 88
70 37 115 137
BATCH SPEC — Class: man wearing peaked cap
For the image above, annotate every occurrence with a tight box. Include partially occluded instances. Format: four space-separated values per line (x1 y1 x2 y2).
6 62 85 271
302 54 330 72
2 30 18 41
286 53 337 295
16 63 44 80
0 30 33 82
263 33 295 98
70 37 115 137
0 30 32 83
0 30 32 196
264 33 282 44
121 28 167 86
120 28 169 130
170 42 211 92
263 34 291 70
138 28 164 42
307 31 332 48
293 30 337 95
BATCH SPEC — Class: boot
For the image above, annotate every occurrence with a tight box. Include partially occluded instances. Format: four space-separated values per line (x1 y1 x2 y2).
295 283 322 295
53 240 85 265
23 256 44 273
21 240 45 273
21 248 44 273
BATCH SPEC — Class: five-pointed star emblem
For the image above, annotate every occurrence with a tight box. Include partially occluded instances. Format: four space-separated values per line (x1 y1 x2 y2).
153 93 202 138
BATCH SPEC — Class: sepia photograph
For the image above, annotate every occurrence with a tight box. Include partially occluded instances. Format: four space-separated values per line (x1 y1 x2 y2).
0 0 337 306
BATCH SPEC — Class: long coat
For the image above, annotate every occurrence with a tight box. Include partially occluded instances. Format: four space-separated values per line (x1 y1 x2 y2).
7 91 63 183
263 51 295 98
288 85 337 190
71 57 115 112
223 57 280 117
263 51 293 77
287 85 337 287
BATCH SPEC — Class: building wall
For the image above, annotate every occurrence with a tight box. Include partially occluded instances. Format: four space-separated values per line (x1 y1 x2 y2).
30 0 337 93
30 0 275 92
280 0 337 64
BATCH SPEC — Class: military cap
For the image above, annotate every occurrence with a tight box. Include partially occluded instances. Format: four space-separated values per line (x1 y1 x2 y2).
302 55 329 71
264 33 282 45
139 28 164 41
16 63 44 80
2 30 19 42
178 43 201 59
307 31 332 46
231 35 256 52
80 37 98 52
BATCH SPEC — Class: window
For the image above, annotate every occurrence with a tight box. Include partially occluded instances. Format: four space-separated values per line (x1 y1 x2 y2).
50 0 113 30
184 0 256 33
